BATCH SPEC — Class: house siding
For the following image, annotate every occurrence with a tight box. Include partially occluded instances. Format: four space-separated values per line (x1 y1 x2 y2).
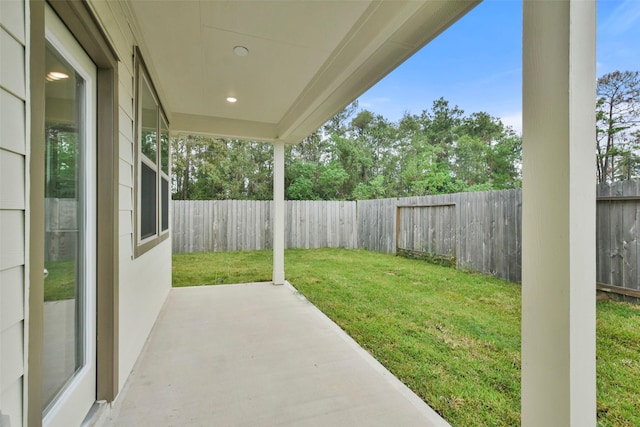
0 1 27 425
0 1 173 421
87 0 172 390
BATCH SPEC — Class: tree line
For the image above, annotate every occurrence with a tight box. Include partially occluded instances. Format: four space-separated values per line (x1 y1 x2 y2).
172 97 522 201
171 70 639 201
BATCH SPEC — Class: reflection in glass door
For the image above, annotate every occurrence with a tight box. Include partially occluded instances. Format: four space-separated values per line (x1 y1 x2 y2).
43 5 96 425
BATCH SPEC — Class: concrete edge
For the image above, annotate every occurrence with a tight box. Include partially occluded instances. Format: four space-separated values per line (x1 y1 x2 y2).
172 281 275 290
99 286 179 426
283 280 452 427
103 282 451 427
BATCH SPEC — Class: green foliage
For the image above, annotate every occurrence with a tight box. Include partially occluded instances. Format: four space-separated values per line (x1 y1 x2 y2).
489 135 522 189
286 163 317 200
45 125 78 198
172 136 273 200
172 97 524 201
172 251 272 287
317 161 350 200
352 175 386 200
454 135 489 187
173 249 640 427
400 143 461 195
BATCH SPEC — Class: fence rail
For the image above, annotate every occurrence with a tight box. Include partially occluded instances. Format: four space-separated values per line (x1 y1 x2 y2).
171 182 640 297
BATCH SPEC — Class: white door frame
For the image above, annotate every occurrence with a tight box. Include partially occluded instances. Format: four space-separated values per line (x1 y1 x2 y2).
42 5 97 426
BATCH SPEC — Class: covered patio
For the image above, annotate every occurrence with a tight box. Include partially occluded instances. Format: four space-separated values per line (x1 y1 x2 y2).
103 283 448 426
114 1 597 425
0 0 599 425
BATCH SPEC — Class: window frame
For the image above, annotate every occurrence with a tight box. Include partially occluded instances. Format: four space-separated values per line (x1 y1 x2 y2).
159 115 170 234
134 47 170 257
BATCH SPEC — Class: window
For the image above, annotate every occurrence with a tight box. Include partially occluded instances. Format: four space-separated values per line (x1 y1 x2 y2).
135 48 170 256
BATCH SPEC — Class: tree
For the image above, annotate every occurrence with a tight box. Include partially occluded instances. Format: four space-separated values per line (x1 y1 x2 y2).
171 136 273 200
330 134 374 199
171 96 524 201
454 112 521 190
488 135 522 189
596 70 640 183
45 124 79 198
454 135 489 187
420 97 464 161
401 142 460 195
323 101 358 137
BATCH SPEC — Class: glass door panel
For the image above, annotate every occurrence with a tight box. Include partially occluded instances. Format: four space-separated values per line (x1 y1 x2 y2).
43 41 85 409
43 5 97 425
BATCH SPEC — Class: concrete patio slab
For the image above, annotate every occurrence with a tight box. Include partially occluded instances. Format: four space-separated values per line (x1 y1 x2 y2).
104 282 450 427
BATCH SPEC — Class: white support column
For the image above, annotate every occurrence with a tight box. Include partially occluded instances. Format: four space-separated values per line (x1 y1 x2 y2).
273 141 285 285
521 1 596 426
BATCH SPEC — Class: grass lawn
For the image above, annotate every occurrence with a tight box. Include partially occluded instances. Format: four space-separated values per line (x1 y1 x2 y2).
44 260 76 301
173 248 640 427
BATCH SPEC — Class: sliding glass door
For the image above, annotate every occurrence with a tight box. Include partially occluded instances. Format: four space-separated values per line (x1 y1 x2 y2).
42 5 97 426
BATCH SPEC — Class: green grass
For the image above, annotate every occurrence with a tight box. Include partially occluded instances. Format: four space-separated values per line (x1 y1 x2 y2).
172 251 273 287
172 248 640 427
44 260 76 301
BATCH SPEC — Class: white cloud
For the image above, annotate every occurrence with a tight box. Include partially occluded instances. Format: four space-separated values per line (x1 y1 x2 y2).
600 0 640 35
359 97 391 109
500 112 522 136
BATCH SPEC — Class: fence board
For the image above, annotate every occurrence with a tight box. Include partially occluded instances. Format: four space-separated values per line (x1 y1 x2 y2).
172 200 357 253
396 204 456 258
171 183 640 293
622 181 636 290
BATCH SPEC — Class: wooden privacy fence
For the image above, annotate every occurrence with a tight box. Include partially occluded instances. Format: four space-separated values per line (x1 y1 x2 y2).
172 200 357 253
357 190 522 282
172 200 272 253
395 203 457 265
171 182 640 296
45 198 78 262
596 181 640 299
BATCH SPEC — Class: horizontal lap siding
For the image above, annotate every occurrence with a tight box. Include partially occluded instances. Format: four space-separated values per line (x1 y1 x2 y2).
0 1 27 425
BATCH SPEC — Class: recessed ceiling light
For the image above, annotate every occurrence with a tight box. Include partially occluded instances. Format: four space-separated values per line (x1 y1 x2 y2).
226 97 237 103
46 71 69 82
233 46 249 57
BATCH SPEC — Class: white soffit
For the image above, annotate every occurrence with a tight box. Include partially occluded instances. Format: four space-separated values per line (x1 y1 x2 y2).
127 0 479 144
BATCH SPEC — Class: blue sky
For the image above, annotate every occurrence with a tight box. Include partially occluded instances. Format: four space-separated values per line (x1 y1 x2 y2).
357 0 640 134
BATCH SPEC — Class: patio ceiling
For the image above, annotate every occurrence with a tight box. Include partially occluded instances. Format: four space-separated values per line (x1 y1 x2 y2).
125 0 479 144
